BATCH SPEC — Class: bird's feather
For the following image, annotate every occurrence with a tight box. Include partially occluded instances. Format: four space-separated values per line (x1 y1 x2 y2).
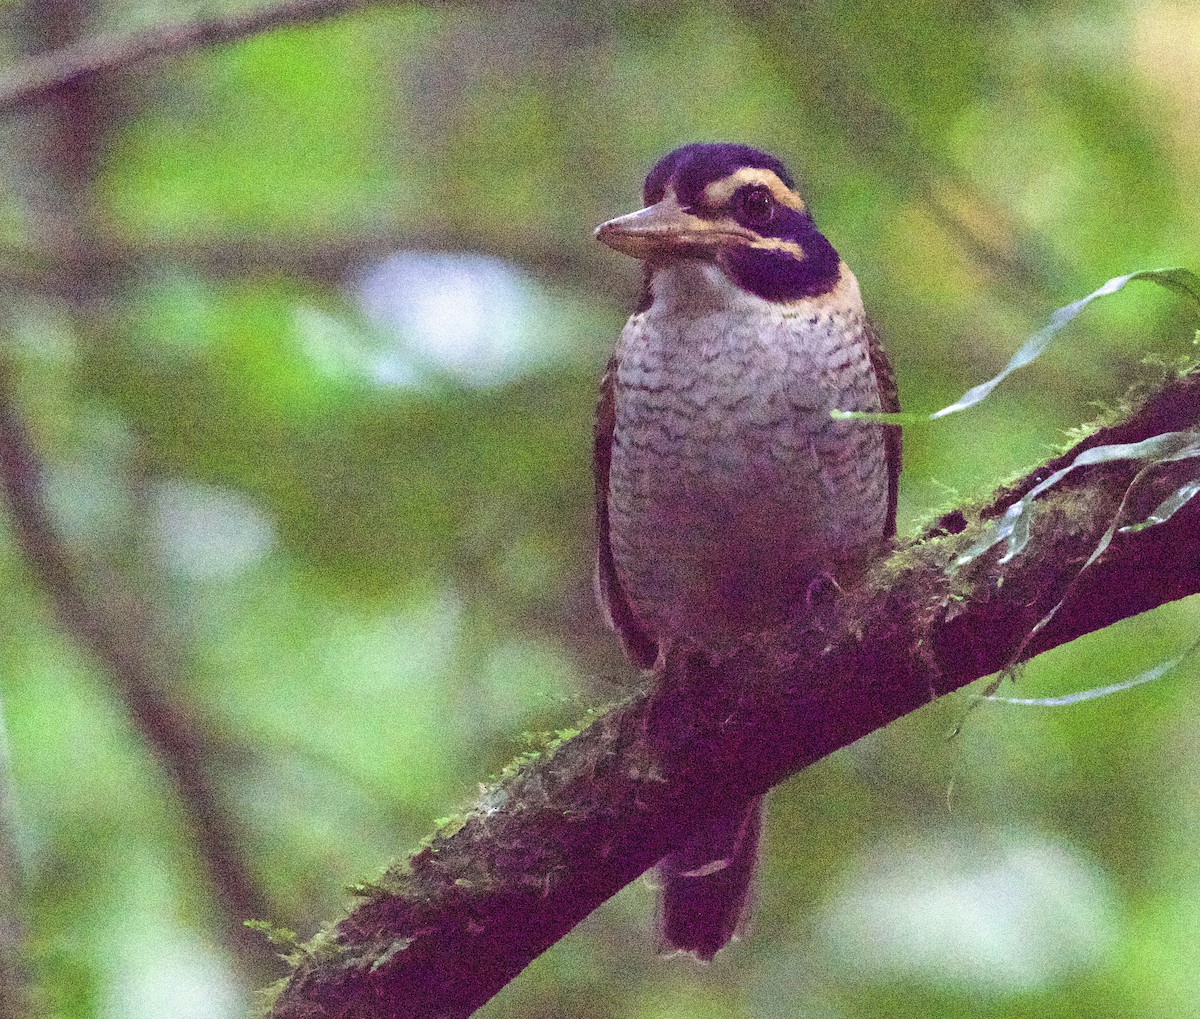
594 356 657 669
866 319 902 537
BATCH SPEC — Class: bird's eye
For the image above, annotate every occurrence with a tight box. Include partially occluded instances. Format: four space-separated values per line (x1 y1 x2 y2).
738 186 775 227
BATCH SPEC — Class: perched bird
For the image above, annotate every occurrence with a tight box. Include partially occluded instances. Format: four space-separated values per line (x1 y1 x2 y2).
593 143 900 959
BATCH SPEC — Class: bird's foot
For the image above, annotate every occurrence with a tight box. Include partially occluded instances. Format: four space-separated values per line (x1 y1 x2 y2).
804 570 843 609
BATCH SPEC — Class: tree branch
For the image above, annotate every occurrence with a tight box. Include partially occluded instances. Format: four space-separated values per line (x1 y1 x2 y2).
266 366 1200 1017
0 362 283 972
0 0 417 114
0 227 617 301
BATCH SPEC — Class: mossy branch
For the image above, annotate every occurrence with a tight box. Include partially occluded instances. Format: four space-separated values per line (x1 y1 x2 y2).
268 366 1200 1019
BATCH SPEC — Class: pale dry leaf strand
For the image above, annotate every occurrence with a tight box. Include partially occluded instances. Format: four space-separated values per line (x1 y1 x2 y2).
834 266 1200 425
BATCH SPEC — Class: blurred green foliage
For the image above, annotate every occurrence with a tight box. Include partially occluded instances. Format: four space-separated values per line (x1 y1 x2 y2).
0 1 1199 1017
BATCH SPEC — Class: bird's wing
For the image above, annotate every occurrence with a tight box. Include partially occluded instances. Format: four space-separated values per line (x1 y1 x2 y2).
866 320 902 538
594 356 658 669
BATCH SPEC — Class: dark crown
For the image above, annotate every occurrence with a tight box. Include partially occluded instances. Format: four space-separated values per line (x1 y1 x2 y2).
645 142 841 302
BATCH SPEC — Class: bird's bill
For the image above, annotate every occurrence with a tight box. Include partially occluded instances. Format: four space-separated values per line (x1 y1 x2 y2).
595 194 752 259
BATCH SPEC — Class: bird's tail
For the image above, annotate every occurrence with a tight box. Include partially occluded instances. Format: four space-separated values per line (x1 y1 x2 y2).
658 795 764 960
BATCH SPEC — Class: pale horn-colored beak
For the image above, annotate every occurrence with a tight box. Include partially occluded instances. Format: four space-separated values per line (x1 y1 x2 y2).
595 193 751 259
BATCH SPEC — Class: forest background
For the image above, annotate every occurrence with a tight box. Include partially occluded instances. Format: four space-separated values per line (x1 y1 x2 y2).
1 1 1199 1017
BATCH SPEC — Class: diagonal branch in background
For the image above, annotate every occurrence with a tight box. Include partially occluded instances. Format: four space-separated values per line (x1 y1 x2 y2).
734 0 1060 305
0 228 615 301
267 365 1200 1018
0 0 417 114
0 363 283 973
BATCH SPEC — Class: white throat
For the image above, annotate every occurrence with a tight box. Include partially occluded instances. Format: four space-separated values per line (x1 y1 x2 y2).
648 260 766 316
647 258 865 321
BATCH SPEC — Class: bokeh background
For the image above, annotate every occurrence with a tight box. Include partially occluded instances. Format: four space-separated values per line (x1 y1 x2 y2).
1 1 1199 1016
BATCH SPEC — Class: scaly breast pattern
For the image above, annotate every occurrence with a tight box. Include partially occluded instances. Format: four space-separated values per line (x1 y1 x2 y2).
607 263 889 646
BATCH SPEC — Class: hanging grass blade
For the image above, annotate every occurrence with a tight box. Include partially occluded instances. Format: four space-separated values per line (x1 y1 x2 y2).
833 267 1200 425
956 430 1200 568
980 638 1200 707
1118 475 1200 534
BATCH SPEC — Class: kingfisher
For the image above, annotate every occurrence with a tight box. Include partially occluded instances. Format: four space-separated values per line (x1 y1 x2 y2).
593 143 901 959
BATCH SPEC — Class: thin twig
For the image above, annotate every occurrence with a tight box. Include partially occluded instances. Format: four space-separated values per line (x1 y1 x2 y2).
0 0 412 113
